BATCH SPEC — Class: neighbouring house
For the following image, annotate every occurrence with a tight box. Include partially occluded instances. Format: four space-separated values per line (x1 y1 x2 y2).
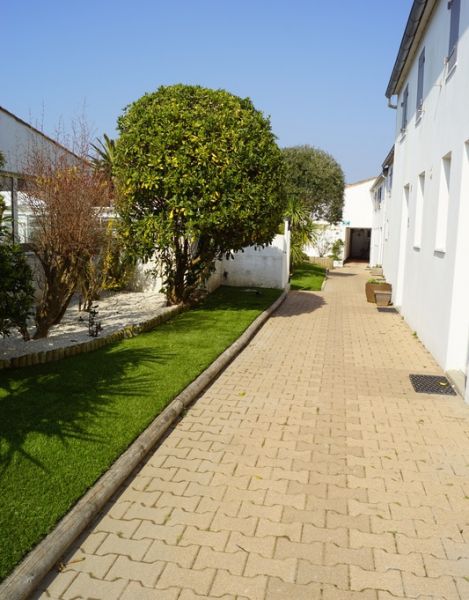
374 0 469 401
370 148 394 268
305 177 375 264
0 105 81 243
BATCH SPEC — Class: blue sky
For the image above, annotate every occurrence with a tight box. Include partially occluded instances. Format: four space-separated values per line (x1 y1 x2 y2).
4 1 413 182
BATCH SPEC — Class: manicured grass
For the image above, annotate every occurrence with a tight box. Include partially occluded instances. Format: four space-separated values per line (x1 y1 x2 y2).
290 262 326 291
0 285 281 581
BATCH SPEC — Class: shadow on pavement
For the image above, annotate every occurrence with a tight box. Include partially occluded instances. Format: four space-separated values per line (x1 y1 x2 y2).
272 291 326 317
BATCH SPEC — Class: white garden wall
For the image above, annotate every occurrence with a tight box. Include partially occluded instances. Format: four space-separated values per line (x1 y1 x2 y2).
221 231 290 290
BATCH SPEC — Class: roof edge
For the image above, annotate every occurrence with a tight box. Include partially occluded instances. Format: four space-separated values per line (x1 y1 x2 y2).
345 176 378 188
0 106 79 160
386 0 436 98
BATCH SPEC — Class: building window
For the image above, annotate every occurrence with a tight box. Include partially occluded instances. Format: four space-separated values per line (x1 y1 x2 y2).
416 49 425 119
414 172 425 248
435 153 451 252
401 85 409 132
448 0 460 72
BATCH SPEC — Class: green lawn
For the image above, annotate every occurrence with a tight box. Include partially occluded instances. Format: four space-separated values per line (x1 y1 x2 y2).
0 285 281 581
290 262 326 291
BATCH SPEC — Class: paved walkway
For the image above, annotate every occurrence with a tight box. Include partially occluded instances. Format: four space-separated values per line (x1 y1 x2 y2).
36 263 469 599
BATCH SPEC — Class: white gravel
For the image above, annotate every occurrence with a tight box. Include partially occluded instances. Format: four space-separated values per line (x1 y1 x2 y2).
0 290 167 360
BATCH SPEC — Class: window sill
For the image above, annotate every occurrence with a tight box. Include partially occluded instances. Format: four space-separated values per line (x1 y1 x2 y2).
399 130 407 142
415 112 423 127
413 245 421 251
434 248 446 256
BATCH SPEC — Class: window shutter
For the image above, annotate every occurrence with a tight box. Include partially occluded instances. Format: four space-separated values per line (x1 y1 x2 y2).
401 85 409 131
417 49 425 113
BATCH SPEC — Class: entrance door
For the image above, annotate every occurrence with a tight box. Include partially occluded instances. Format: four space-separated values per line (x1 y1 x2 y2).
349 228 371 260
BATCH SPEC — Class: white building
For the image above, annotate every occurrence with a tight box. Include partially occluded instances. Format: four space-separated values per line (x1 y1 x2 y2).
370 148 394 268
305 177 375 263
377 0 469 400
0 106 79 243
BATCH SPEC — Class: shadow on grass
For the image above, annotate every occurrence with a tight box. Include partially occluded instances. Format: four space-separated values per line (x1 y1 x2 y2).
0 345 170 479
0 285 279 481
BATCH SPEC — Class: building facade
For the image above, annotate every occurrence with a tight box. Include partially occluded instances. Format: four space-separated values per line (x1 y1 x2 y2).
379 0 469 400
305 178 375 264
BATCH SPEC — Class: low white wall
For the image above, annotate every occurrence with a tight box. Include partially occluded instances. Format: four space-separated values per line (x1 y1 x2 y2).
222 232 290 290
135 229 290 294
131 259 164 293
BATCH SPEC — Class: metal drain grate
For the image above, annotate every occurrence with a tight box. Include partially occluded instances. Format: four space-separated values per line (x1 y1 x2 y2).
409 374 456 396
377 307 398 313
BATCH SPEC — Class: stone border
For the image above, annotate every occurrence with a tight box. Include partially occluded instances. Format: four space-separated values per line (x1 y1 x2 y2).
0 305 184 370
0 288 288 600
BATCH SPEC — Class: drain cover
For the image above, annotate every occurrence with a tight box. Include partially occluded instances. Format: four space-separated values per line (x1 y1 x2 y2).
409 374 456 395
377 307 398 313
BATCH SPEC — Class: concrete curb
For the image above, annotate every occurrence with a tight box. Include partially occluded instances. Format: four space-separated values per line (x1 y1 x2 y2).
321 271 328 291
0 288 289 600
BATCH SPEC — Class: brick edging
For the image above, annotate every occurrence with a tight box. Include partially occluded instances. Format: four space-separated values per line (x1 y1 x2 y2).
0 287 288 600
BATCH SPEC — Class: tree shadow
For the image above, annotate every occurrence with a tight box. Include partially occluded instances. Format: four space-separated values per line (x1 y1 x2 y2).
272 291 326 317
0 344 171 480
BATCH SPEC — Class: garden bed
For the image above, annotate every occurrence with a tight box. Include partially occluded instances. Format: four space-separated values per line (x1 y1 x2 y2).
0 285 281 581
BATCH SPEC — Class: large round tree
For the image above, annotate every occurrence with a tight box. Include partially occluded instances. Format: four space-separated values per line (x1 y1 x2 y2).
282 145 345 224
114 84 285 304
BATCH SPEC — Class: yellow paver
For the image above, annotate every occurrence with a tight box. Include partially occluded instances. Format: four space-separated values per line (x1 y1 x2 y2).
34 263 469 599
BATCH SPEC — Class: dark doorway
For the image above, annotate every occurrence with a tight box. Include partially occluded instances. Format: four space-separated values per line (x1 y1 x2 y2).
349 228 371 260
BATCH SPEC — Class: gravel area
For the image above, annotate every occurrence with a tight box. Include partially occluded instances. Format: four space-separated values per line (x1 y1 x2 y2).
0 290 167 360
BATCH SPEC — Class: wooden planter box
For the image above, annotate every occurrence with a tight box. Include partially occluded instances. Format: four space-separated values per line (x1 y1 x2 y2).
365 282 391 303
370 267 383 277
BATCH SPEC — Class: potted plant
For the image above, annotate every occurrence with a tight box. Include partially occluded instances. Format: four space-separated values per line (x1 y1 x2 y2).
365 278 392 303
370 265 383 277
329 239 344 268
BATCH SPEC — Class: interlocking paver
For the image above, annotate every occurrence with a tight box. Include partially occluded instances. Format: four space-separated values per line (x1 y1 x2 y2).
211 570 267 599
120 582 180 600
62 572 127 600
35 264 469 599
105 555 164 586
156 563 215 595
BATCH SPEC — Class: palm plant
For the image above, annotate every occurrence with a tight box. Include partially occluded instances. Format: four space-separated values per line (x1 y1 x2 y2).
90 134 116 182
285 195 319 269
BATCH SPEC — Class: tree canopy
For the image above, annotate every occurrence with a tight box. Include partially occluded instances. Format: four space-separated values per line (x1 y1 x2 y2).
114 84 286 304
282 145 345 224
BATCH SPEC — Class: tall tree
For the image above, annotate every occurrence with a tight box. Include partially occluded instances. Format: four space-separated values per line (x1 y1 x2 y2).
282 145 345 224
114 84 286 305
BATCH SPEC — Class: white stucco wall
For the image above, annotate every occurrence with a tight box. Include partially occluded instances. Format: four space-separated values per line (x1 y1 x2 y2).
136 229 291 294
343 179 374 228
383 0 469 393
221 230 290 290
